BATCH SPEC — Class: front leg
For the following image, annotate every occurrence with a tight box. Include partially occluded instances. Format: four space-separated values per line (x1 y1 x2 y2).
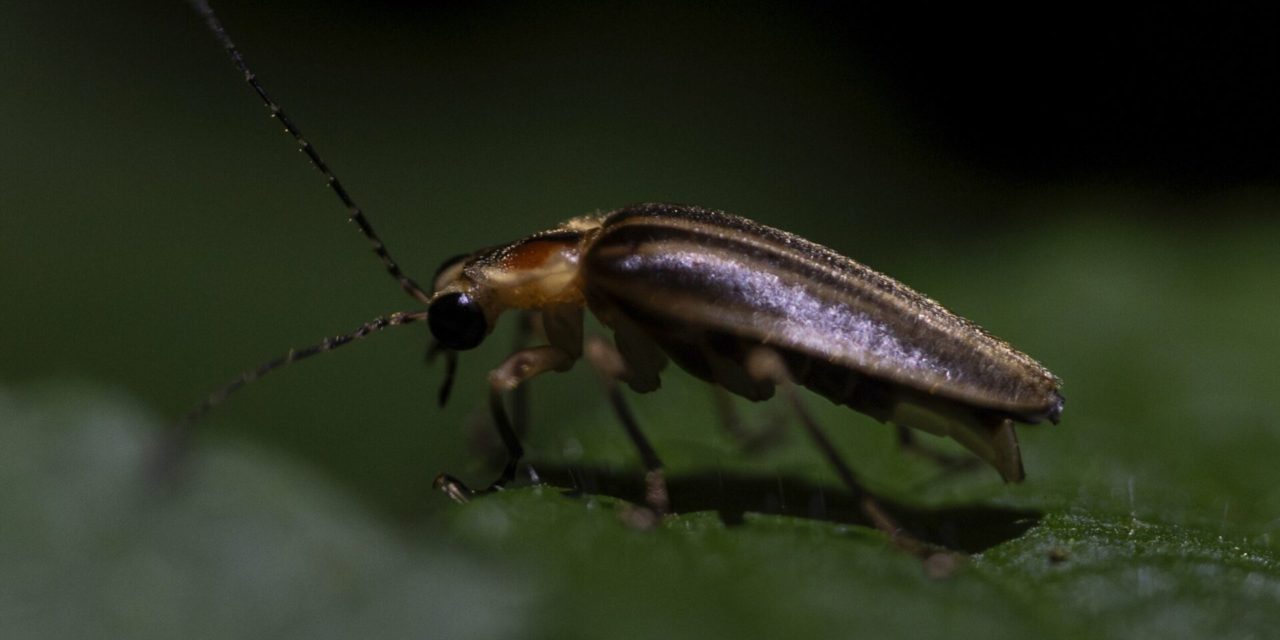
434 344 577 501
435 304 584 501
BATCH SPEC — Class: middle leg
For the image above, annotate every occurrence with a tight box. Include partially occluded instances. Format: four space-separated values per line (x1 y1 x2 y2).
584 336 670 521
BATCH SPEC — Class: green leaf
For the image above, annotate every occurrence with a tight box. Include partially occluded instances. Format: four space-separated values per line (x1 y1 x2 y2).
0 387 528 640
3 383 1277 640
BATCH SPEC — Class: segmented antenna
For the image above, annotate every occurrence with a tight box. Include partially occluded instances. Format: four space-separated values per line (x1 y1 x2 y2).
154 311 429 480
188 0 431 304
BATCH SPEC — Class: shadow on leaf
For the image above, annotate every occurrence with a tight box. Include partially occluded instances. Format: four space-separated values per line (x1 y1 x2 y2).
530 464 1041 553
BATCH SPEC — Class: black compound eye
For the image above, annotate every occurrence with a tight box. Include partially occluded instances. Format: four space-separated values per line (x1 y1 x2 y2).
428 292 487 351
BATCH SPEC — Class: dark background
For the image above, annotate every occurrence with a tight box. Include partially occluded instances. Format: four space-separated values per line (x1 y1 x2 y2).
316 1 1280 189
4 0 1278 514
2 2 1279 636
223 1 1280 190
832 3 1280 188
2 0 1280 504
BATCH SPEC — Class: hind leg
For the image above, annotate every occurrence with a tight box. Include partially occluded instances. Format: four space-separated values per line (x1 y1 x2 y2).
745 349 938 560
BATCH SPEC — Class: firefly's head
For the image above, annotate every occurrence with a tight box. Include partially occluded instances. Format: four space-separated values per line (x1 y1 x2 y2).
425 215 603 351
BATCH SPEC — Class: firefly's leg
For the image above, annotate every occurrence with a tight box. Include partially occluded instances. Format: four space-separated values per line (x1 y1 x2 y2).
584 336 670 522
430 311 537 472
509 311 537 439
434 344 576 501
745 349 931 559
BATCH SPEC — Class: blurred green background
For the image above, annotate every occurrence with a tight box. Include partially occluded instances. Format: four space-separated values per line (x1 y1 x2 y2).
3 1 1279 638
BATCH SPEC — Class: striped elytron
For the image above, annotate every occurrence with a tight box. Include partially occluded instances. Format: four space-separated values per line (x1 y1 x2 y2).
180 0 1064 550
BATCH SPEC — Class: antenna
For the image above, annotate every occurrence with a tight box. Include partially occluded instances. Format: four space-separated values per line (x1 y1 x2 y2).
156 2 443 482
188 0 432 304
154 311 428 482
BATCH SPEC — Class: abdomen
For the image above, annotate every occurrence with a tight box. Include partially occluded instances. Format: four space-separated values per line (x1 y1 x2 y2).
581 203 1063 424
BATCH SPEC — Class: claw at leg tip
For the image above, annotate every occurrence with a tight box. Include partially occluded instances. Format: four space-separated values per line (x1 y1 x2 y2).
433 473 474 504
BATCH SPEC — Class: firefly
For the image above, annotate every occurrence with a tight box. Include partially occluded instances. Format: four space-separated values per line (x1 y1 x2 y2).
174 0 1064 556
